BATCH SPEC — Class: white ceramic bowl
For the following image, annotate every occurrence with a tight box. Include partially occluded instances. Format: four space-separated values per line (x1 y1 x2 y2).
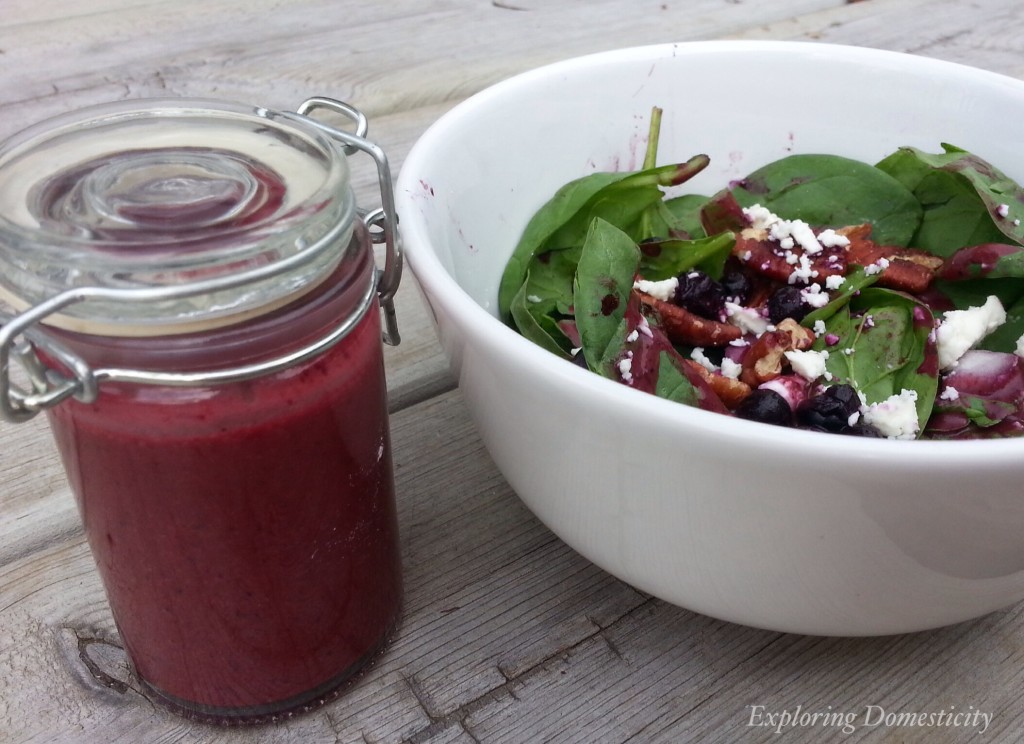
396 41 1024 635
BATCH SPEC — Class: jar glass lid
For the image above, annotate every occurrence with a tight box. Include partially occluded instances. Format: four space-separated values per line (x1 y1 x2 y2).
0 98 356 335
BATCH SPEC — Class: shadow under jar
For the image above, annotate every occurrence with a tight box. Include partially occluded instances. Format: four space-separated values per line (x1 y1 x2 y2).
0 98 403 723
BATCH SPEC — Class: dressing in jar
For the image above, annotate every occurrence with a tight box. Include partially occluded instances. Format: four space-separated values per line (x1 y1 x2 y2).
0 97 403 723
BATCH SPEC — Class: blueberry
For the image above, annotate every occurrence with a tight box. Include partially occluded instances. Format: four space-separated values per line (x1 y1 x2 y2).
766 285 809 324
720 270 752 304
820 383 860 417
842 422 883 438
675 269 725 319
796 393 853 432
734 389 793 427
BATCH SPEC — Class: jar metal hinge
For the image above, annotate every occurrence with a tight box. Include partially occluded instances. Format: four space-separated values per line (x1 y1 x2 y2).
0 98 402 424
292 97 402 347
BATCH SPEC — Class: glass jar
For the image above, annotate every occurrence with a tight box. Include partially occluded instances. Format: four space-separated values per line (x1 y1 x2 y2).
0 97 403 723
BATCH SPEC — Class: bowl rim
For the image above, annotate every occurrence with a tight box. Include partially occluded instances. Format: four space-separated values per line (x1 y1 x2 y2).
397 39 1024 464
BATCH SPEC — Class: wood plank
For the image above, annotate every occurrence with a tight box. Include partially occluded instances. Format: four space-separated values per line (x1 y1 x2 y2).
0 0 853 139
461 600 1024 743
1 1 167 29
733 0 1024 78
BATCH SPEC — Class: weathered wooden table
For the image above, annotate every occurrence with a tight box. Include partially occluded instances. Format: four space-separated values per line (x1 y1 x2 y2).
3 1 1024 741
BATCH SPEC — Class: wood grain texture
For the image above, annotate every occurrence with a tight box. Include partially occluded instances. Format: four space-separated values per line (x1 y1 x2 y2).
0 0 854 139
734 0 1024 78
4 0 1024 742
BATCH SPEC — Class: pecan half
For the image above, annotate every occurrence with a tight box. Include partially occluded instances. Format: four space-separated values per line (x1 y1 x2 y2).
636 291 741 347
733 229 846 285
844 229 943 294
740 318 815 387
682 359 753 409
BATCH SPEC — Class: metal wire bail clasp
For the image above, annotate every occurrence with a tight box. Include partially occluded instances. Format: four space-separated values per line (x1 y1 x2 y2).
0 294 99 423
293 98 403 346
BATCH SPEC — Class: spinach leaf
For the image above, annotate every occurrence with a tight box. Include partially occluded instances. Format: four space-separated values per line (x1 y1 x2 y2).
655 351 701 407
521 245 583 317
729 154 921 246
876 144 1024 256
984 294 1024 354
818 288 938 433
573 218 640 369
662 193 709 238
500 172 643 322
499 137 709 322
959 396 1015 428
510 277 572 357
638 231 735 281
507 245 586 358
933 276 1024 311
801 267 879 326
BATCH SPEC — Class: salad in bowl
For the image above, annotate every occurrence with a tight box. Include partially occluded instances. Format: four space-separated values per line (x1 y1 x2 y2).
499 108 1024 441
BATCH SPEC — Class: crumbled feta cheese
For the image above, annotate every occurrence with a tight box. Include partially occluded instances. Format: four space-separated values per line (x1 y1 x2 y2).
789 220 823 255
863 257 890 276
742 204 777 230
690 347 717 372
847 411 861 427
818 229 851 248
743 203 826 254
785 349 831 381
812 319 827 337
800 283 830 308
862 389 920 440
1015 219 1021 227
1017 332 1024 359
935 295 1007 370
633 277 679 302
617 352 634 384
825 274 845 291
638 315 654 339
728 337 750 347
787 253 817 285
997 203 1010 218
768 220 788 241
740 250 753 262
725 301 770 336
720 358 742 380
527 295 542 303
939 386 960 401
625 329 639 343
